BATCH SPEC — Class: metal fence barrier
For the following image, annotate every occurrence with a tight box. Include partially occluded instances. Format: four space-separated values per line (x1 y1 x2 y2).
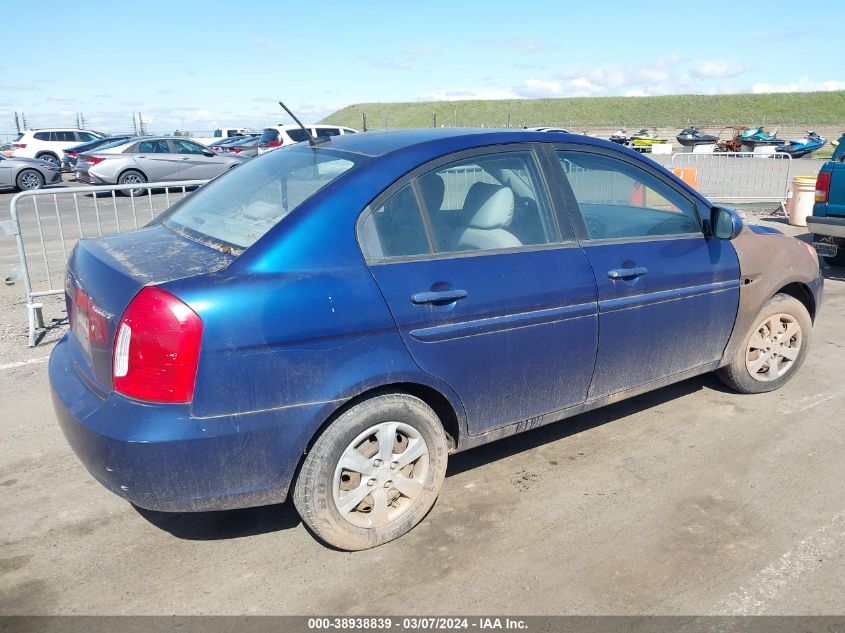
666 152 793 202
3 180 209 346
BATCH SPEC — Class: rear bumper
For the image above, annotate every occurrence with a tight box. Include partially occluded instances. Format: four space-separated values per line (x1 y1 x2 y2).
74 171 111 185
50 334 322 512
807 216 845 240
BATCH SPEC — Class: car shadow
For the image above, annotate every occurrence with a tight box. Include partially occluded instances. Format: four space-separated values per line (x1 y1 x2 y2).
134 372 726 541
134 497 302 541
446 373 723 477
33 315 68 346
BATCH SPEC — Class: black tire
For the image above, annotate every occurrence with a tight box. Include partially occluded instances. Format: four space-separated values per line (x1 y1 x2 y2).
35 153 59 167
118 170 148 197
293 393 448 550
717 293 812 394
15 169 45 191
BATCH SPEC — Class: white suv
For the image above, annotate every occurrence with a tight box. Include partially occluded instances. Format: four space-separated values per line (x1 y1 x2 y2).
257 125 357 154
11 129 105 166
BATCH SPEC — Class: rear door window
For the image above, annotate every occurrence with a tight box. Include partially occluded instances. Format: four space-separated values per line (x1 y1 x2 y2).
136 140 171 153
286 129 310 143
315 128 341 138
34 132 50 141
359 185 432 260
359 149 561 259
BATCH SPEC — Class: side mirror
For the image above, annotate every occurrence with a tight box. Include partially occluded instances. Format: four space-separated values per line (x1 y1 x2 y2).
709 206 743 240
202 150 215 157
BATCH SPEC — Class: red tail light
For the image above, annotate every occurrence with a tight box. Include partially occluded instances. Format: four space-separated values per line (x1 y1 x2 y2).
12 143 26 149
85 156 108 165
815 171 831 203
68 151 78 158
113 287 203 403
267 140 281 148
230 148 243 153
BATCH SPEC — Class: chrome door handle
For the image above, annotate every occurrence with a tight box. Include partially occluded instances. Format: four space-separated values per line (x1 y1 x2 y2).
607 266 648 280
411 289 468 305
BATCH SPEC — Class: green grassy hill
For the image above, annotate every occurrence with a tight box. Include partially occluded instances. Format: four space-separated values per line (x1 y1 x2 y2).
321 91 845 130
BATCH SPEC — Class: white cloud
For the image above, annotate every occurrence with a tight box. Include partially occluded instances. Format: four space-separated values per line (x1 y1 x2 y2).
752 77 845 93
419 87 522 101
690 60 746 79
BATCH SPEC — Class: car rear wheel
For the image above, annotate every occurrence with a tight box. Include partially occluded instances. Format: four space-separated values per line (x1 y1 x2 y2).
35 153 59 167
293 393 448 550
16 169 45 191
118 170 148 197
717 293 812 394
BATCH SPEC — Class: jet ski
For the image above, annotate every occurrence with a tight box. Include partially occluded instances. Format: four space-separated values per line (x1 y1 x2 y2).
676 127 718 147
739 126 782 147
630 129 668 147
776 131 826 158
609 129 629 145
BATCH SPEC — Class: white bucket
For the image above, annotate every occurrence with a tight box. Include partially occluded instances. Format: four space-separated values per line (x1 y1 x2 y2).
786 176 817 227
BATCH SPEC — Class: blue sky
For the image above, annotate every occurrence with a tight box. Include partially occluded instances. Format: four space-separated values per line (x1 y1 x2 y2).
2 0 842 134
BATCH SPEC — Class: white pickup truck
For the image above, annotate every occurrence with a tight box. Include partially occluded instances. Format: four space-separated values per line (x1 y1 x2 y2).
190 128 255 146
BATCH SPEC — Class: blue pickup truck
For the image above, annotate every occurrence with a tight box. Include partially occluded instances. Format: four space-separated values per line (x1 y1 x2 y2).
808 134 845 265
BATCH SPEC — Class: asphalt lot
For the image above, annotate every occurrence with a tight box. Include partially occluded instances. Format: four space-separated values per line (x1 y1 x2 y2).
1 169 843 616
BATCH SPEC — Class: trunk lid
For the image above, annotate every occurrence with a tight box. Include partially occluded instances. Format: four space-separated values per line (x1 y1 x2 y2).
65 224 235 397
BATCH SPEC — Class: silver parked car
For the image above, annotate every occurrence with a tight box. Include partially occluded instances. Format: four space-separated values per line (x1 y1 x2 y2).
0 154 63 191
75 136 246 195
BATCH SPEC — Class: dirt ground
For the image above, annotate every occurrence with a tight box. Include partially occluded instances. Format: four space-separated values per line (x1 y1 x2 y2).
1 182 844 616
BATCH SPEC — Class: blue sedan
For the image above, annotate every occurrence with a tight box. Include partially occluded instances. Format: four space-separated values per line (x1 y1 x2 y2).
50 129 823 549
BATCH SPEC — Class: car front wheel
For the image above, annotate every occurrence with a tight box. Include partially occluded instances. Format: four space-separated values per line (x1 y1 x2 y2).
293 393 448 550
717 293 812 394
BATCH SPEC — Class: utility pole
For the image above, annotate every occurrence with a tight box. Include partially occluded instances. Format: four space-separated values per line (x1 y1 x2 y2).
137 113 147 135
131 113 139 136
454 107 457 127
21 112 28 130
432 113 437 128
13 112 20 133
362 112 367 132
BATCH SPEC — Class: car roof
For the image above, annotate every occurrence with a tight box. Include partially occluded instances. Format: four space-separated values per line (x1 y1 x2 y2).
320 127 594 158
26 128 101 133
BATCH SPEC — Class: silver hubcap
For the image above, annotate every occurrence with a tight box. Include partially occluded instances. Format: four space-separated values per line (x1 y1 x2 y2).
123 175 142 184
20 172 41 189
333 422 429 529
745 313 802 382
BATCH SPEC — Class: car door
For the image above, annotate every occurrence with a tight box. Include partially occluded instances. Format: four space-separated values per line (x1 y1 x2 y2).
358 146 599 436
551 146 740 400
172 139 228 180
0 156 12 187
132 139 181 181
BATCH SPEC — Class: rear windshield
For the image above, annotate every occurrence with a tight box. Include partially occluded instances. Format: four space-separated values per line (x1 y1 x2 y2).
13 133 24 142
259 129 280 145
93 137 134 152
162 147 360 251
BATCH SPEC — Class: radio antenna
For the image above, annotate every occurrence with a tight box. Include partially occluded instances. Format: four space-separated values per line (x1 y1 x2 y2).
278 100 325 148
